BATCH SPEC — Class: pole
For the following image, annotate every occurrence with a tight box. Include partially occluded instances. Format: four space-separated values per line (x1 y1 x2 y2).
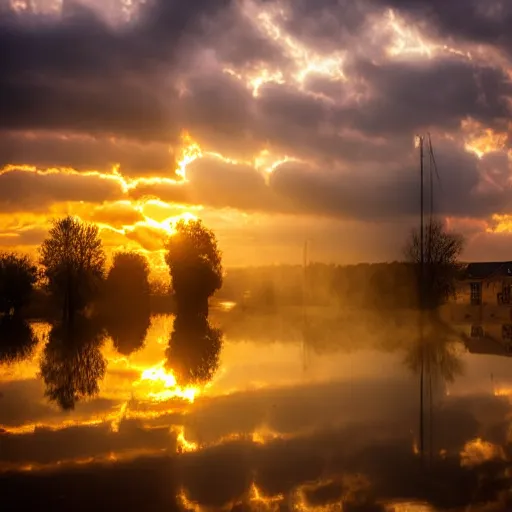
420 136 424 291
302 240 308 371
419 135 425 459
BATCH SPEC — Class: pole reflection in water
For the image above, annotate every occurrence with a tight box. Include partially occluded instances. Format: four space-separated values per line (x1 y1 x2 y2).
39 317 108 410
166 313 223 387
404 312 464 461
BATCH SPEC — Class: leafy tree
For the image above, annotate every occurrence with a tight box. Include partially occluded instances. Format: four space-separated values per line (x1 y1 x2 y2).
39 317 107 410
101 251 151 355
40 216 106 322
404 219 464 308
106 251 151 304
165 313 222 386
165 220 222 315
0 253 37 315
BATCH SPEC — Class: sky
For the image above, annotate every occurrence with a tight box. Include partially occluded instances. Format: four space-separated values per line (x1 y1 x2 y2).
1 0 512 272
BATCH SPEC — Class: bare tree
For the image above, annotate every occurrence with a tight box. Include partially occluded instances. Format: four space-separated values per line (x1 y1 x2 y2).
40 216 106 322
404 219 464 309
0 253 37 316
165 220 223 316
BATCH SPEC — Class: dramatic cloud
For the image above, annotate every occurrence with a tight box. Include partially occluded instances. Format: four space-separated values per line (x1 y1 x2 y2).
0 167 124 211
2 0 512 263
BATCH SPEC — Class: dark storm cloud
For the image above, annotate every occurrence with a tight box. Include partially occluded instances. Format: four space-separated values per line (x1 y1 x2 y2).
0 131 176 176
385 0 512 56
340 58 512 136
2 0 512 224
0 168 124 211
0 0 283 142
278 0 371 53
128 139 511 221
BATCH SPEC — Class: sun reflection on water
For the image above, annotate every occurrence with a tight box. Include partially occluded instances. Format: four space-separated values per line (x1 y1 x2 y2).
172 425 199 453
135 362 199 403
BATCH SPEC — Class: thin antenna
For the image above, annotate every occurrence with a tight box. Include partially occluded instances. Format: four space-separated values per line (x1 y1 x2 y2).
427 133 441 185
419 136 424 293
302 240 309 372
419 134 425 459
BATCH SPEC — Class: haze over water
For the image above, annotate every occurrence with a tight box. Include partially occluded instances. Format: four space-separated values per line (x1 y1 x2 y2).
1 309 511 511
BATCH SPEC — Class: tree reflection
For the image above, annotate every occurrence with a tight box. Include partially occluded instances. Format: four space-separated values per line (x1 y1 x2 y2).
404 315 464 384
105 311 151 355
0 315 38 364
39 318 107 410
166 314 223 386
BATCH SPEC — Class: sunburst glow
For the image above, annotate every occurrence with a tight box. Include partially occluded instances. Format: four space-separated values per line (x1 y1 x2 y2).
175 131 203 180
136 363 198 403
461 119 509 158
172 425 199 453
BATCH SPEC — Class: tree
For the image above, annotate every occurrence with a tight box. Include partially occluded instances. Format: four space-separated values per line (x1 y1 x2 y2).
106 251 151 305
101 251 151 354
404 219 464 309
40 216 106 322
165 220 222 315
0 253 38 315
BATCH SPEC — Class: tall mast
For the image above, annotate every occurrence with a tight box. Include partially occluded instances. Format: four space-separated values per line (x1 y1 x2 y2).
420 135 424 301
302 240 309 372
419 135 425 459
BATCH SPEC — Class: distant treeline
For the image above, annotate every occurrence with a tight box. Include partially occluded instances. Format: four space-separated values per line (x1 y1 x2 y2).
217 262 420 310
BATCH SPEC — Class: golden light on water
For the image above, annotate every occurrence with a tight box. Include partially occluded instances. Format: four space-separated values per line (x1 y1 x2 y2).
172 425 199 453
136 363 199 403
248 482 284 510
385 503 435 512
460 438 505 468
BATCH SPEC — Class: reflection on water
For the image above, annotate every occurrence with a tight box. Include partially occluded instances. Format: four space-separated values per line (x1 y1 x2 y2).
166 313 222 386
39 318 107 410
0 316 38 365
104 310 151 356
1 310 512 510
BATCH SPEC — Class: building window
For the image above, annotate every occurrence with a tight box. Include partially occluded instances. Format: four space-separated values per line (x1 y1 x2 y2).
470 282 482 305
502 325 512 344
471 325 484 338
502 282 511 304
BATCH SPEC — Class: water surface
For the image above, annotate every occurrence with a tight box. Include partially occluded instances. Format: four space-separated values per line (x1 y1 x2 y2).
0 310 511 511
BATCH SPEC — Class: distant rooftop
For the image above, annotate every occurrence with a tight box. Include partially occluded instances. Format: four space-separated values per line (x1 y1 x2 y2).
465 262 512 280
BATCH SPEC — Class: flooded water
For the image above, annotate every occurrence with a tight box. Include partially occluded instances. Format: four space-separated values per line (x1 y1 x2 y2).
0 309 512 511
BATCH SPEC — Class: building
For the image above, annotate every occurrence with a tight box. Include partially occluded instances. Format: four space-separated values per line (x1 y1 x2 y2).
451 262 512 351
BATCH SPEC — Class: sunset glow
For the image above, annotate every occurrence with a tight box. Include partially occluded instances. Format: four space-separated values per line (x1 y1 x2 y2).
175 131 203 181
136 363 198 403
462 119 509 159
1 0 510 267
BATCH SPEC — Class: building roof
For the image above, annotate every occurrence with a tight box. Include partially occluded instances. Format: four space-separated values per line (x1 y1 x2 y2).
465 262 512 280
